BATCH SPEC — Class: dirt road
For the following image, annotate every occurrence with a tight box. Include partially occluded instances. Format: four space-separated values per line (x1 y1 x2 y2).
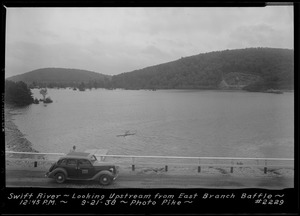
5 168 293 189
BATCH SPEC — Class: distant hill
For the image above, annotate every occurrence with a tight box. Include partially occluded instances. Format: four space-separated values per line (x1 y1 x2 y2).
111 48 294 90
6 48 294 91
6 68 111 88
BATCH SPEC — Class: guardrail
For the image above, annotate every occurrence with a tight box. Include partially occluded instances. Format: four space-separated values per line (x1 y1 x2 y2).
5 151 294 174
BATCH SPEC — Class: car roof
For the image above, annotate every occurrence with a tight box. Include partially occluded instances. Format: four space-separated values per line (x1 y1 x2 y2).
60 152 94 160
67 152 91 157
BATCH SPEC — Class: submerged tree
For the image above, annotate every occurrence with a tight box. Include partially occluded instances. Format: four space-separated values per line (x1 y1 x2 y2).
39 88 53 103
39 88 48 101
44 97 53 103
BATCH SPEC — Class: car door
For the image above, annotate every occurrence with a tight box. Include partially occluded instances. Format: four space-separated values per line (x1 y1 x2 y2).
65 159 78 178
77 159 95 179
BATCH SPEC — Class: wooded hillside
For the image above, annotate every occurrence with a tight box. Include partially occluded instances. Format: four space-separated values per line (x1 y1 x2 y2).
111 48 294 90
7 68 111 89
6 48 294 91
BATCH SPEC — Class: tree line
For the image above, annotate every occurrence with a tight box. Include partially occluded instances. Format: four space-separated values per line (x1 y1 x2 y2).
5 80 34 106
5 80 54 106
28 79 113 90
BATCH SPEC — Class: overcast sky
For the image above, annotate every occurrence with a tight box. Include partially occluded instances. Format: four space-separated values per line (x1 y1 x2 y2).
5 6 293 78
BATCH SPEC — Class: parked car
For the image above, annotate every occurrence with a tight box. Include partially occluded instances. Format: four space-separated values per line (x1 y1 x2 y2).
45 151 118 185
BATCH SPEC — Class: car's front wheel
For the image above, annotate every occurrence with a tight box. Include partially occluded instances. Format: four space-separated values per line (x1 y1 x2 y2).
99 174 112 185
55 172 66 184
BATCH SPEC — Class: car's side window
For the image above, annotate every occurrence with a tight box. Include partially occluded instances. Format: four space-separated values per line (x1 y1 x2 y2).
66 159 77 166
78 159 92 167
59 159 67 165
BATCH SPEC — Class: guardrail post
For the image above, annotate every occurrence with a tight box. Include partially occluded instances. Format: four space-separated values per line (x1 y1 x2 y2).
198 159 201 173
264 160 267 174
230 159 234 173
33 155 38 167
132 157 135 171
165 165 168 172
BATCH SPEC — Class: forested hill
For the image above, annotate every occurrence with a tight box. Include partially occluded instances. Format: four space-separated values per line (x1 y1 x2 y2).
111 48 294 90
6 48 294 91
6 68 111 88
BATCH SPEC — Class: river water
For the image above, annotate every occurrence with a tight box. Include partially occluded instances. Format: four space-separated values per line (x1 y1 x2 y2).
9 89 294 158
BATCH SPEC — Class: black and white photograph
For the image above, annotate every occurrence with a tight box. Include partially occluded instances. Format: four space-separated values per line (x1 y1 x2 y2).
2 4 297 215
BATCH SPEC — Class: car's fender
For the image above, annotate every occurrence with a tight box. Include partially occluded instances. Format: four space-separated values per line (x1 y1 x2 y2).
48 168 68 178
92 170 113 180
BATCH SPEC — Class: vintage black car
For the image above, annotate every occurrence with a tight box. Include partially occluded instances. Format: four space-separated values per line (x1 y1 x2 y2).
45 151 118 185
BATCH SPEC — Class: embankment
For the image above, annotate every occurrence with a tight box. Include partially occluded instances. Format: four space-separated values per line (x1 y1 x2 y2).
5 106 38 153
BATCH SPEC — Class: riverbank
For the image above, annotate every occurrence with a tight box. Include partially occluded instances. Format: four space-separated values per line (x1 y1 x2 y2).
5 106 38 153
